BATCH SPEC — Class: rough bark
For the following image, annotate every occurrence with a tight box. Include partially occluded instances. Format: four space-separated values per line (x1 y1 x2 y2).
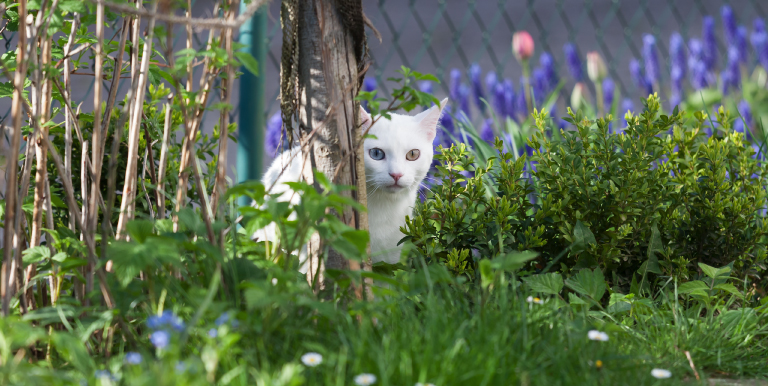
297 0 369 297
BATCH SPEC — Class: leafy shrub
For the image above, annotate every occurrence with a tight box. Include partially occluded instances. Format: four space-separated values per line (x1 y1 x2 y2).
404 94 768 293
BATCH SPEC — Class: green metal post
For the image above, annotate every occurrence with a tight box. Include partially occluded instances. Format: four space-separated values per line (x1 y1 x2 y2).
237 3 267 208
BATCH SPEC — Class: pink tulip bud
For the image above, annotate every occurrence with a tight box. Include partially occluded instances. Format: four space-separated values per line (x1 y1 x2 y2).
586 51 607 82
512 31 535 61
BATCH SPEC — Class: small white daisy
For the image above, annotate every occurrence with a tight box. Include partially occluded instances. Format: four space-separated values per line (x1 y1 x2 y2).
587 330 609 341
526 296 544 304
271 278 278 285
650 368 671 379
354 373 377 386
415 383 436 386
301 352 323 367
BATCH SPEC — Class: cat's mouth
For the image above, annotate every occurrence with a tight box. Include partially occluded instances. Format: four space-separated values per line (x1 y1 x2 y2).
386 183 406 191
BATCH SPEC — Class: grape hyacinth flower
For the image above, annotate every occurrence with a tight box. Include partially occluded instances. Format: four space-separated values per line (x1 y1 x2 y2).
480 118 495 143
458 83 471 121
503 79 516 120
563 43 583 82
751 23 768 70
629 59 653 96
602 78 615 113
539 52 558 91
669 32 687 79
469 63 485 111
723 47 741 95
485 72 498 97
265 112 284 157
492 83 506 119
440 105 456 139
734 99 753 140
702 16 718 71
419 81 433 95
642 34 660 86
621 98 634 128
722 5 737 44
670 65 683 109
736 26 748 63
449 68 462 101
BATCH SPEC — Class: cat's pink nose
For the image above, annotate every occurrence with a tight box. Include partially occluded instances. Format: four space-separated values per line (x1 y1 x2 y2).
389 173 403 184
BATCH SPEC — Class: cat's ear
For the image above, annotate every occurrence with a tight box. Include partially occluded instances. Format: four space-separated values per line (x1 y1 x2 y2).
359 105 373 132
415 98 449 141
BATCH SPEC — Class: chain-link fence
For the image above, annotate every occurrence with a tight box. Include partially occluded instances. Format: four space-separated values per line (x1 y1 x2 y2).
256 0 767 120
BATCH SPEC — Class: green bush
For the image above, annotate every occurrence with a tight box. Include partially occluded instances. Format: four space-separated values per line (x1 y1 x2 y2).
403 94 768 293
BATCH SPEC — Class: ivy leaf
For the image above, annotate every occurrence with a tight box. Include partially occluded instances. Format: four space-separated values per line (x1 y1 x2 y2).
234 52 259 76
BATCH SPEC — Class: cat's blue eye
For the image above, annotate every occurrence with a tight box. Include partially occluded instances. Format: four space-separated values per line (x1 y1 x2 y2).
369 148 385 160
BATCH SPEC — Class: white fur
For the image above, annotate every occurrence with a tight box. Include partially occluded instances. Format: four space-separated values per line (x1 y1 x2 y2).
255 98 449 272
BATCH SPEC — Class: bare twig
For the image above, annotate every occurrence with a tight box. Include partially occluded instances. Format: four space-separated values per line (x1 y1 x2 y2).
86 0 269 30
156 94 173 219
1 0 27 316
684 351 700 381
115 0 159 239
211 4 235 218
100 18 130 142
63 14 80 232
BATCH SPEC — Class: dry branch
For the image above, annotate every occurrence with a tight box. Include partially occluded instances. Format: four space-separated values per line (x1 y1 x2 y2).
86 0 269 29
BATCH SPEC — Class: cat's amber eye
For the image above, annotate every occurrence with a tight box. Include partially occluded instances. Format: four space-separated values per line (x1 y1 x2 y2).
369 148 385 160
406 149 420 161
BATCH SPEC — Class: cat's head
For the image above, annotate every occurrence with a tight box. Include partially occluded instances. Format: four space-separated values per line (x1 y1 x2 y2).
360 98 449 196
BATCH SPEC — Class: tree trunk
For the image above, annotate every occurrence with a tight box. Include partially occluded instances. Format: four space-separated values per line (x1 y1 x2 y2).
297 0 370 297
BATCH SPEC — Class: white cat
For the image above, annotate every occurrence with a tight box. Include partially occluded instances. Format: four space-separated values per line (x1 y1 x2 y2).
254 98 449 273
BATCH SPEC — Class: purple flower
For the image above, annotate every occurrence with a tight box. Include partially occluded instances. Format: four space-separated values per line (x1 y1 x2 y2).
516 79 528 121
670 32 687 79
265 111 284 157
361 77 377 111
602 78 615 112
469 63 485 111
147 310 185 332
208 328 218 338
643 34 661 85
621 98 634 127
736 26 748 63
150 330 170 349
629 59 653 96
440 105 456 138
419 81 433 95
480 118 495 143
95 370 117 381
485 72 498 97
751 28 768 70
532 68 547 107
492 83 506 118
449 68 462 101
563 43 583 82
503 79 516 120
215 312 230 327
734 100 753 140
722 47 741 94
670 65 683 109
756 18 766 34
458 83 471 121
722 5 737 44
702 16 718 71
175 361 188 373
125 352 143 365
540 52 558 91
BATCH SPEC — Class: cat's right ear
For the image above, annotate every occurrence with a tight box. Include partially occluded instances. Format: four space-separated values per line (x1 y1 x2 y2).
359 105 373 132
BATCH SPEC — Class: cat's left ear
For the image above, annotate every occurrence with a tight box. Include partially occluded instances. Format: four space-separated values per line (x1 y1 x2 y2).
415 98 449 141
359 105 373 132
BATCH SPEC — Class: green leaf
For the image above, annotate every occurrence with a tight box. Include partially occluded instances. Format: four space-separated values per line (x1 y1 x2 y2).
22 246 51 265
698 262 730 280
126 219 155 243
480 259 493 290
522 272 564 295
234 51 259 76
490 250 538 272
51 333 96 375
714 283 744 299
647 224 663 260
677 280 709 294
565 268 606 301
571 220 596 254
